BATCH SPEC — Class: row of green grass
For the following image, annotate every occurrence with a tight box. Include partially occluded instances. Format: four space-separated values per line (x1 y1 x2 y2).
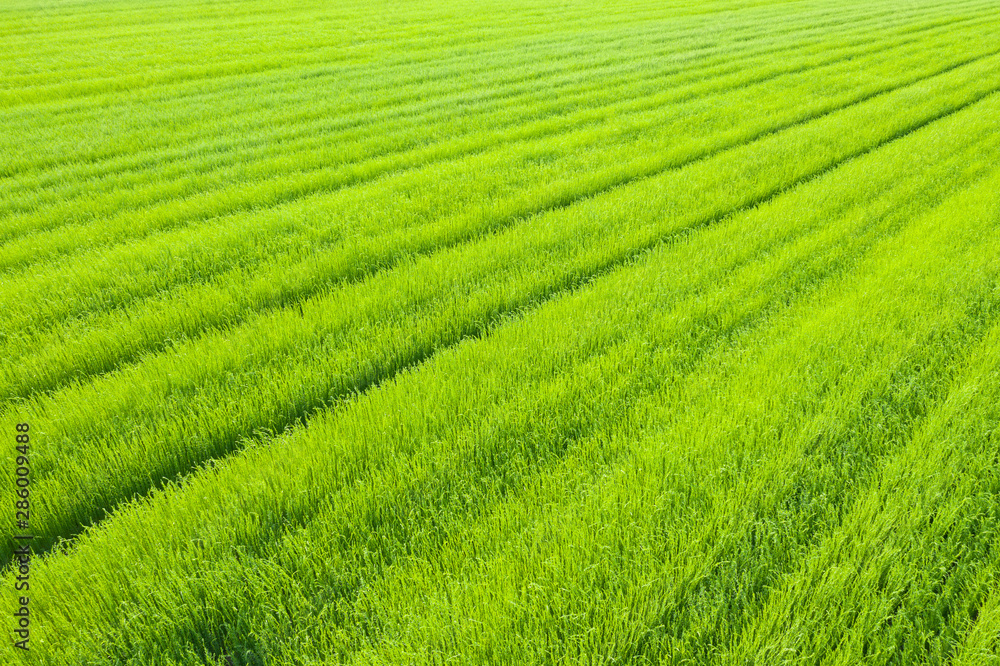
320 170 1000 665
2 0 972 165
6 0 989 252
0 35 996 559
4 27 999 403
5 49 1000 561
0 0 805 109
4 0 970 226
2 50 998 557
8 105 1000 666
4 0 1000 662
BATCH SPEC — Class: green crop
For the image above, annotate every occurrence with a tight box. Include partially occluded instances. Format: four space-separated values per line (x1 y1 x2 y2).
2 0 1000 663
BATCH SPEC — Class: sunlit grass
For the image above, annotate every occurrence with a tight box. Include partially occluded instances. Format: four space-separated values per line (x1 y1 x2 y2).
2 0 1000 663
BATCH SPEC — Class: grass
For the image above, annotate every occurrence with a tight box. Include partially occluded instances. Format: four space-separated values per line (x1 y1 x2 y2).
2 0 1000 663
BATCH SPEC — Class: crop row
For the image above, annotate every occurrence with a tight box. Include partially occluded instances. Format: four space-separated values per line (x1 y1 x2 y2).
2 51 999 560
4 0 988 250
3 33 999 407
7 97 1000 664
322 169 1000 666
3 0 850 118
5 1 1000 663
3 0 973 226
0 0 658 107
5 0 979 171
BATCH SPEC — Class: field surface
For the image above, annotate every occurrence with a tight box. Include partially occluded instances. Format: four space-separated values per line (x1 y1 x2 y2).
2 0 1000 663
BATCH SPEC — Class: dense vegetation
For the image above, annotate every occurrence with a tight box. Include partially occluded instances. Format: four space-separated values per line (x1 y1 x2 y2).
2 0 1000 663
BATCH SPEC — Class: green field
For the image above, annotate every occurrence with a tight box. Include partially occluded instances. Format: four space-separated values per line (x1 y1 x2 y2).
3 0 1000 662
